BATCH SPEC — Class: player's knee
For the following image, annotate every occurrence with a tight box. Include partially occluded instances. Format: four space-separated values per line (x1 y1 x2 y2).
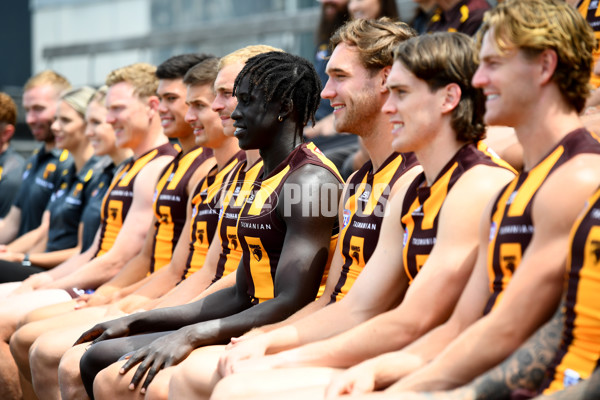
58 346 87 399
144 381 169 400
211 375 247 400
93 367 126 399
58 346 80 383
9 326 31 366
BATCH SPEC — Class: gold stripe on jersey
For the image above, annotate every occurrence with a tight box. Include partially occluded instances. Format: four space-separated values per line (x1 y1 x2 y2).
245 236 273 303
183 154 243 277
403 143 513 285
577 0 600 87
238 143 342 304
306 141 344 181
508 148 563 217
542 187 600 394
485 147 564 310
96 143 177 258
423 164 455 230
150 147 213 274
152 205 174 271
246 169 286 216
485 129 600 314
188 220 209 273
331 153 419 302
477 142 517 175
95 165 130 257
118 149 158 187
166 148 207 191
402 163 456 282
98 200 124 257
213 160 264 282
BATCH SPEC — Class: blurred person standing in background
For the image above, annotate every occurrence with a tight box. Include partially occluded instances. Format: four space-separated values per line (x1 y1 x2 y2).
0 93 25 219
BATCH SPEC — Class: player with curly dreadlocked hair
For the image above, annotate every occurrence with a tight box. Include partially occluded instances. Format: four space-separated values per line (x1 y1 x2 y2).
76 50 344 400
233 51 321 145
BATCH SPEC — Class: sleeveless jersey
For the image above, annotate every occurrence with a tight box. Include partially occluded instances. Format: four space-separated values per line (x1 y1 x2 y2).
576 0 600 88
180 151 246 279
329 152 419 303
484 129 600 314
211 158 264 284
94 143 177 258
149 146 214 272
237 143 343 304
401 143 512 284
539 186 600 394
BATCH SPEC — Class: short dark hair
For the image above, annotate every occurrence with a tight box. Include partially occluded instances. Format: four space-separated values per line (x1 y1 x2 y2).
394 32 485 143
233 51 321 130
183 58 220 87
156 53 216 80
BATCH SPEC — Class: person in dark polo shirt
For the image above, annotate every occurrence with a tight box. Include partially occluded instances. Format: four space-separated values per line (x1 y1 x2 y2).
0 71 73 244
427 0 490 36
0 92 25 219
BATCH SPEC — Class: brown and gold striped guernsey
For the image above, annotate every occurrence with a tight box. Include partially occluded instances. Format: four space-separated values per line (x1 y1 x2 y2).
401 142 513 284
211 158 264 284
94 143 177 257
179 150 246 279
329 152 419 303
149 147 214 273
576 0 600 88
540 185 600 394
237 143 343 304
484 128 600 314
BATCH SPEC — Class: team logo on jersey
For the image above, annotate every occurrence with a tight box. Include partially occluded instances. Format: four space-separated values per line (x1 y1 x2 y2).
342 209 351 228
196 228 205 244
228 233 238 250
249 244 263 261
507 191 517 205
403 227 408 246
110 207 119 220
412 205 423 217
489 222 497 241
350 245 361 264
72 182 83 198
167 172 175 183
192 206 197 219
502 255 517 273
358 190 371 202
592 239 600 263
43 163 57 179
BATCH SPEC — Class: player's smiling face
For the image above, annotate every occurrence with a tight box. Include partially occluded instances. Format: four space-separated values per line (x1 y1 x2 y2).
156 79 192 139
322 42 383 136
472 29 541 128
383 60 448 154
